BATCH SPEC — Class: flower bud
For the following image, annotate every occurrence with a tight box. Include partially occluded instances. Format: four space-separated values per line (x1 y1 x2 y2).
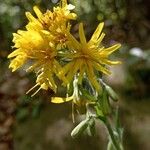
71 119 89 138
105 85 118 102
101 89 111 115
87 118 95 136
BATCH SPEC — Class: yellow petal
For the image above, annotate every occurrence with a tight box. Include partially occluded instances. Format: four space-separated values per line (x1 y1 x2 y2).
86 60 101 92
51 96 73 103
89 22 104 43
53 60 68 84
7 49 22 58
59 61 74 77
33 6 43 18
79 23 86 44
67 32 81 50
78 62 85 84
102 59 122 65
101 43 121 56
61 0 67 8
92 61 111 75
97 32 105 45
25 12 37 22
66 59 81 83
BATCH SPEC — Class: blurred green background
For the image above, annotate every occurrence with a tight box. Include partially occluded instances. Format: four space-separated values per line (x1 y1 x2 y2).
0 0 149 150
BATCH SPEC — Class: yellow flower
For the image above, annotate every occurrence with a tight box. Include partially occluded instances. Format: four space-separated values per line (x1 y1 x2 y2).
60 22 121 92
8 30 46 71
26 0 76 28
8 0 76 95
25 0 77 47
8 29 66 94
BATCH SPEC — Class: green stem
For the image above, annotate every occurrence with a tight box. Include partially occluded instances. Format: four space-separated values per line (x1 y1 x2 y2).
102 118 121 150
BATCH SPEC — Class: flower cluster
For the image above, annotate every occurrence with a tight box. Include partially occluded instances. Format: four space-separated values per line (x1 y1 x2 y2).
8 0 121 102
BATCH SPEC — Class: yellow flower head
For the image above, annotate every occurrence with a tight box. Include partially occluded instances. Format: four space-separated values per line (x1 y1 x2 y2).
8 29 66 94
8 0 76 94
8 30 46 71
60 22 121 92
25 0 77 47
26 0 76 28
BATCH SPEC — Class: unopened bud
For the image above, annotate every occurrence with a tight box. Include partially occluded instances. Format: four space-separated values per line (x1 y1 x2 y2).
105 85 118 101
101 89 111 115
71 119 89 138
87 118 95 136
